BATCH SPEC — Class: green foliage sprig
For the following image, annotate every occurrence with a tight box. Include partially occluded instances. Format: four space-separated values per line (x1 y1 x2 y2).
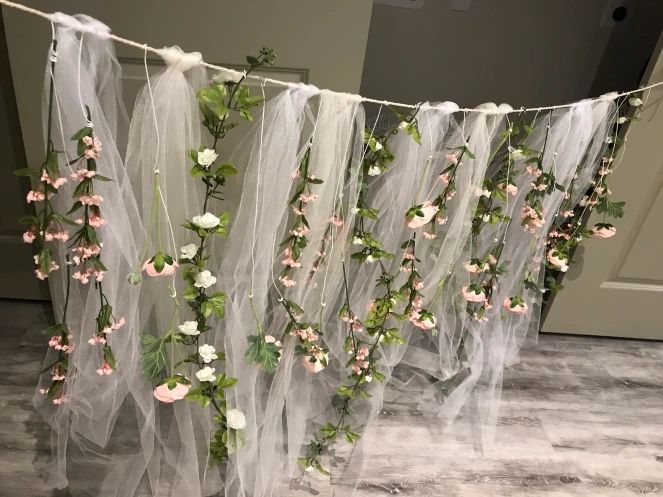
140 46 276 464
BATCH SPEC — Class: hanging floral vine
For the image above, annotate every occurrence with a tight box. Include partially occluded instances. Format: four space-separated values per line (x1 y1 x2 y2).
140 46 277 463
298 110 422 474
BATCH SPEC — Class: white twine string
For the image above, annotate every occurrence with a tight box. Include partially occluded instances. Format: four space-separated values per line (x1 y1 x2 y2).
350 104 382 191
497 112 514 243
75 32 92 127
319 103 360 307
4 0 663 116
564 92 643 240
48 22 74 174
268 105 322 302
249 78 267 299
143 45 178 294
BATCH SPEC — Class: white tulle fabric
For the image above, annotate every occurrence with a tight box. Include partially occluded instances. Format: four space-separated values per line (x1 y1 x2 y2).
33 15 618 497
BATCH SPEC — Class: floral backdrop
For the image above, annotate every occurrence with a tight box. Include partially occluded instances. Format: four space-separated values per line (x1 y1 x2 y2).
12 10 647 497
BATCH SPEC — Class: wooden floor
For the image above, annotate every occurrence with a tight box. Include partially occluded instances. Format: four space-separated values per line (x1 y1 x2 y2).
2 299 662 497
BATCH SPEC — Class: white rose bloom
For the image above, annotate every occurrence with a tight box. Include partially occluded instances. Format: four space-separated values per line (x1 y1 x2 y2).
374 141 383 151
226 408 247 430
180 243 198 260
197 148 218 167
198 344 218 363
194 270 217 289
628 97 643 107
264 335 282 347
192 212 221 229
367 166 381 176
196 366 216 382
508 146 523 158
352 236 364 245
178 320 200 336
366 255 376 263
617 116 627 124
364 375 373 383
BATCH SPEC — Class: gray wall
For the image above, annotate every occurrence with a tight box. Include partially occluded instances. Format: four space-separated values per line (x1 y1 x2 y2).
361 0 631 108
3 0 374 173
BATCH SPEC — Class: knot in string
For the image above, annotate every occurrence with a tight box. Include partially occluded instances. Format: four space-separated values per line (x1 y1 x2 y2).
158 46 202 72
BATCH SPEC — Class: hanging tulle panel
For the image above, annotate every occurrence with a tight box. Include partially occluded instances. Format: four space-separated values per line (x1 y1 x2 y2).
9 8 641 497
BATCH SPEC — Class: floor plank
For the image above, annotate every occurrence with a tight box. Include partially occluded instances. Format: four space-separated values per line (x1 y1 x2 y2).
1 299 662 496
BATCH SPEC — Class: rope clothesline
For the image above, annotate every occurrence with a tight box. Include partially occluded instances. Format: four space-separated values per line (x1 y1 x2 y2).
2 0 663 114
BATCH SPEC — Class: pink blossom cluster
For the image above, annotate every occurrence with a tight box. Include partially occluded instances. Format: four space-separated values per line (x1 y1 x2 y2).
278 275 296 287
82 136 102 159
96 362 113 376
405 201 439 229
329 215 344 227
70 169 96 181
526 165 542 177
289 225 309 238
521 204 546 233
351 346 370 374
48 335 74 354
79 194 104 206
71 243 102 262
26 190 52 203
40 171 67 189
290 326 319 342
302 346 327 373
101 317 126 335
74 213 106 227
38 389 69 405
503 297 528 315
73 267 106 284
281 248 302 268
34 255 59 280
341 311 364 332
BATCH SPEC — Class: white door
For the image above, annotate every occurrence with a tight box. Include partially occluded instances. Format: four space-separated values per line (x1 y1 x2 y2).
544 33 663 340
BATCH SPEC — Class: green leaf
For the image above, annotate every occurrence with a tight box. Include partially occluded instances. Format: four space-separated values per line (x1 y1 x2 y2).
216 374 238 389
344 428 361 443
153 252 165 273
245 334 281 373
183 286 197 301
216 163 237 177
203 291 226 318
104 346 117 370
140 332 169 378
185 386 211 408
13 167 41 178
404 122 421 144
71 126 93 141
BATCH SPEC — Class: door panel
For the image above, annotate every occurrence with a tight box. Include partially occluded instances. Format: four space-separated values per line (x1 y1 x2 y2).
543 33 663 340
0 11 49 299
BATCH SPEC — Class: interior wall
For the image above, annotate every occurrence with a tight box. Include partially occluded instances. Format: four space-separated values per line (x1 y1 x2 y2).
2 0 373 174
0 11 49 299
361 0 618 108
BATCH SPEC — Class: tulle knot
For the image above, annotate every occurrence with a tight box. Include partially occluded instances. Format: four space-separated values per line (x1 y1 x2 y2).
321 88 362 103
434 101 460 114
159 46 203 72
50 12 111 39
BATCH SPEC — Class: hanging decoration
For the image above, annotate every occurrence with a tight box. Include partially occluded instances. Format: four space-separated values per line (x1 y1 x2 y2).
3 1 657 496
